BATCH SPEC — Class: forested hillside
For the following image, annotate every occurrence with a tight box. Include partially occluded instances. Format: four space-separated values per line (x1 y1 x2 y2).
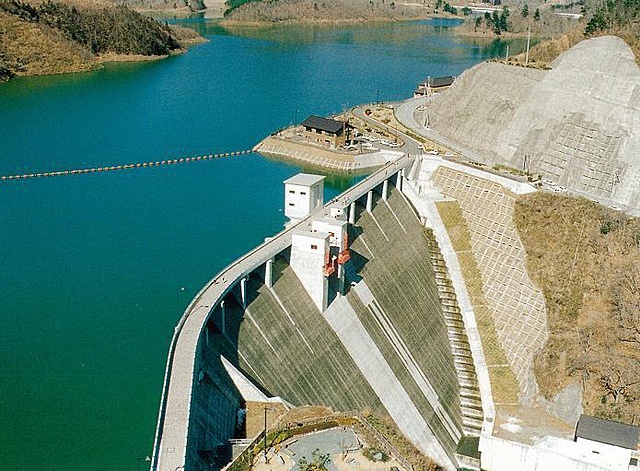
511 0 640 67
222 0 426 23
0 0 203 81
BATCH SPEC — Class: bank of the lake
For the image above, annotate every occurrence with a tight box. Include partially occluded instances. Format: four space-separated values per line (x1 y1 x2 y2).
0 17 525 471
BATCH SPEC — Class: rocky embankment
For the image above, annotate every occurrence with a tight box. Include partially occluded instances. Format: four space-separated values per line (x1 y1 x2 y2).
223 0 428 24
0 0 205 82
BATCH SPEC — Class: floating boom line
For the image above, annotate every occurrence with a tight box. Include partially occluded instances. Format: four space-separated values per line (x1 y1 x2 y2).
0 149 254 181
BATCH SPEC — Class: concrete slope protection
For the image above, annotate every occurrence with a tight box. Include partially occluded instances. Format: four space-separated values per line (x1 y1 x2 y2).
427 36 640 212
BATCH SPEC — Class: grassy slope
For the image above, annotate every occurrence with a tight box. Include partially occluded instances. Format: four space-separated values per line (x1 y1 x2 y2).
515 192 640 423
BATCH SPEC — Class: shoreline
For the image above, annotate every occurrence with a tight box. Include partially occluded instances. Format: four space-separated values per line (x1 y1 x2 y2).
2 31 207 83
219 14 433 27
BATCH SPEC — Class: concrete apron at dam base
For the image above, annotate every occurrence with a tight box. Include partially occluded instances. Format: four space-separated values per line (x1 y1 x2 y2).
250 426 409 471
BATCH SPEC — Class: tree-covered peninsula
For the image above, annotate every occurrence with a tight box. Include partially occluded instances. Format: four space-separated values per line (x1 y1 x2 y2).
0 0 204 81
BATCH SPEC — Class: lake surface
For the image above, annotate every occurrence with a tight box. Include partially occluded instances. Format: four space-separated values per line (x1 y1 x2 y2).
0 18 519 470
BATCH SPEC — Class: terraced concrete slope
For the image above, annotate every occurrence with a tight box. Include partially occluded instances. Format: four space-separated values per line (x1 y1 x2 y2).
429 36 640 211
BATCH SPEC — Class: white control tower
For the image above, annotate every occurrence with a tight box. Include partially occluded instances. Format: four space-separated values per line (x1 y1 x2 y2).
283 173 325 225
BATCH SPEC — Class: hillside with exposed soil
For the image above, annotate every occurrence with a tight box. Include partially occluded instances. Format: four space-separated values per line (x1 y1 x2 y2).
515 192 640 424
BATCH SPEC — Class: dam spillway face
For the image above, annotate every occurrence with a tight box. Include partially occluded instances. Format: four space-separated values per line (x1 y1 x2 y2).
182 183 483 471
427 36 640 211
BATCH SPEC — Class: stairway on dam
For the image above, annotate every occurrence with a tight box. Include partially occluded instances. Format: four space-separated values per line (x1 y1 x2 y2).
431 166 547 403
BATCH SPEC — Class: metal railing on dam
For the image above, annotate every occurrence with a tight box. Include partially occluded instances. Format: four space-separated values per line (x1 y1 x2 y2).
151 153 416 471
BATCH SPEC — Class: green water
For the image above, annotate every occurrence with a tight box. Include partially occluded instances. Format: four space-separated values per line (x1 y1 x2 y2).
0 18 519 470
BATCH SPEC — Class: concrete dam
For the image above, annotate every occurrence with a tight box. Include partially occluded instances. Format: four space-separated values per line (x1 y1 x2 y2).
151 142 638 471
151 155 487 471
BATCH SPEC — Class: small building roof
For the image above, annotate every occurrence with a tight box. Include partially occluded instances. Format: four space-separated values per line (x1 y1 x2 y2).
284 173 325 187
575 414 640 450
426 75 455 88
293 229 329 240
301 115 346 134
416 76 456 95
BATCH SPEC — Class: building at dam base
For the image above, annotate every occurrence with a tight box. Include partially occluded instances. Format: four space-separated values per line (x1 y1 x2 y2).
151 154 640 471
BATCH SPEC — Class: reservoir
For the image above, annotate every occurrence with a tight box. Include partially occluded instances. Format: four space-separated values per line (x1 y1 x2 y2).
0 18 519 470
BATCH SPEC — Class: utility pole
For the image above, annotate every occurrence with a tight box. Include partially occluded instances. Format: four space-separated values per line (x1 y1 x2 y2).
525 25 531 66
263 405 268 463
505 44 509 62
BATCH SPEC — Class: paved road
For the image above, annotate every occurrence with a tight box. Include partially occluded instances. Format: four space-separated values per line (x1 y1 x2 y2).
351 104 422 156
395 97 494 165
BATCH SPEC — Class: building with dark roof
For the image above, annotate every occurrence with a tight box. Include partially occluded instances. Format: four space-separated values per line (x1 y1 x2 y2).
300 115 351 148
414 75 456 97
575 414 640 450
